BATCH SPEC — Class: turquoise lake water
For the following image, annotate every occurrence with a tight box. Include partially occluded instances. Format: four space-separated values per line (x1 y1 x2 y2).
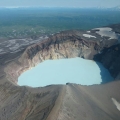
18 58 113 87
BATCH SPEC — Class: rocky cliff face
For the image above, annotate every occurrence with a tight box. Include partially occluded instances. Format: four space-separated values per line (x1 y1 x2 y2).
0 25 120 120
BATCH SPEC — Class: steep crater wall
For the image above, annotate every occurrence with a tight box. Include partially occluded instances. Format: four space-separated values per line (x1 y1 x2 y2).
4 30 104 84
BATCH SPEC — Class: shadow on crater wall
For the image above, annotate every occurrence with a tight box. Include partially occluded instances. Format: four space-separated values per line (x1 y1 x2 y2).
94 43 120 83
95 62 114 84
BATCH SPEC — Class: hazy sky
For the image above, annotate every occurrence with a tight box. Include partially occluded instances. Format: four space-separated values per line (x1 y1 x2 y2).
0 0 120 8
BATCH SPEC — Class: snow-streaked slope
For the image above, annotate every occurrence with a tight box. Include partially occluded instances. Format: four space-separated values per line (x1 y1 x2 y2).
93 27 119 40
112 98 120 111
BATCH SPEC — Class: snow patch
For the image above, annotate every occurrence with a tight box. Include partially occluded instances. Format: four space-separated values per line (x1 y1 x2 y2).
9 40 16 44
94 27 112 31
9 43 20 51
112 98 120 111
6 44 12 47
44 36 48 39
10 49 21 53
0 49 3 52
83 34 96 38
0 52 7 54
94 27 118 40
87 31 91 33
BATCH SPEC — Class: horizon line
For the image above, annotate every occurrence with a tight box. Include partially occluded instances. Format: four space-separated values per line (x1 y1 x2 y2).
0 6 119 9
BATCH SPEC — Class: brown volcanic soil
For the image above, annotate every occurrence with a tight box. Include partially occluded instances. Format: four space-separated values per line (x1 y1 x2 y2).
0 26 120 120
57 83 120 120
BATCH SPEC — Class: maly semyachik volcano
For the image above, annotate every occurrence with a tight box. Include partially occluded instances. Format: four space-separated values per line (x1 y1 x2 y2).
0 24 120 120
